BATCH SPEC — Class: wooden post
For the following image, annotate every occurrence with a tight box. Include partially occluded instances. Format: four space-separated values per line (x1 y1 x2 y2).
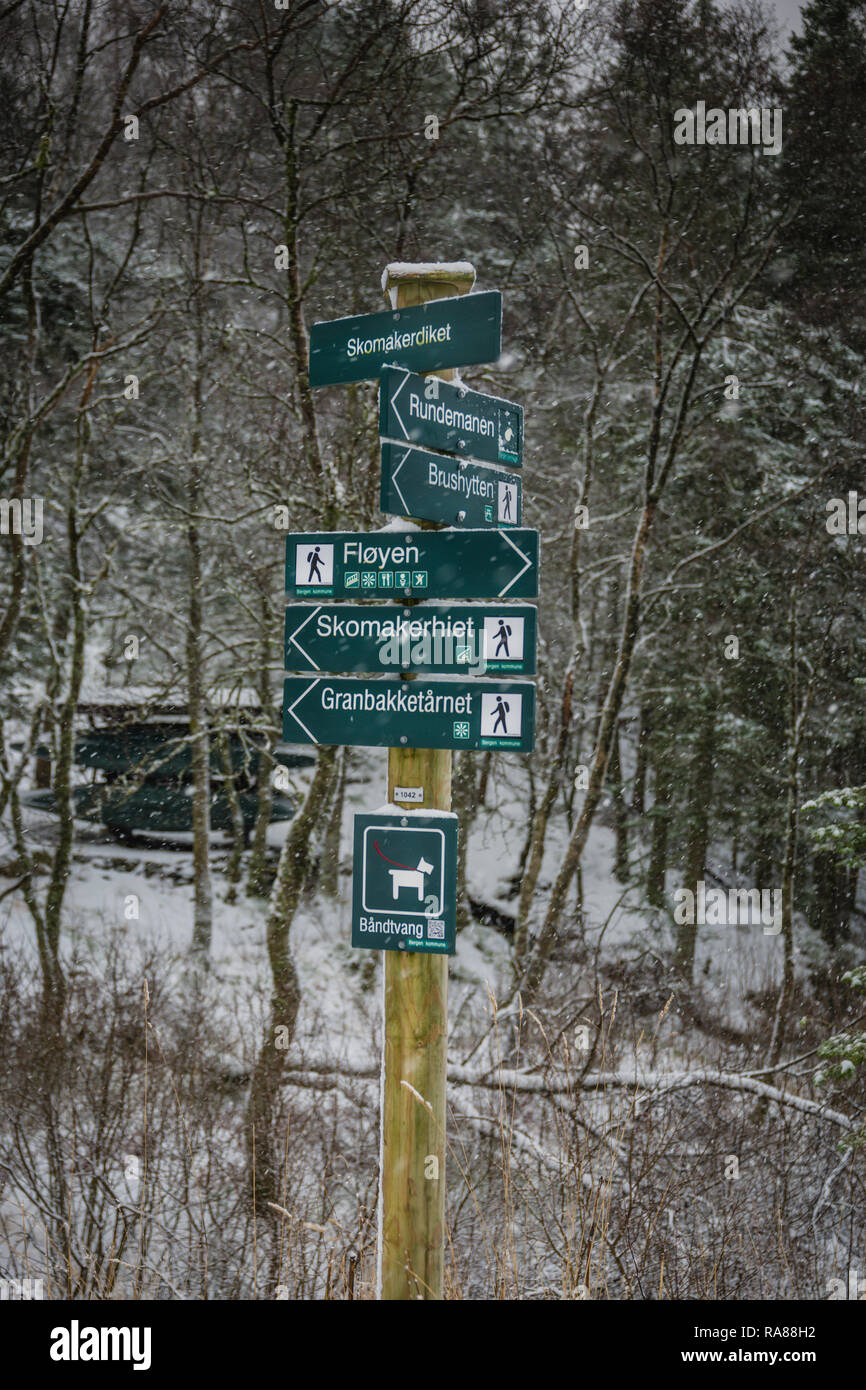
378 263 475 1301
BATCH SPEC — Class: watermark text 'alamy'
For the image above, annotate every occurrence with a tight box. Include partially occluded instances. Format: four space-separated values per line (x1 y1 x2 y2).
674 102 782 156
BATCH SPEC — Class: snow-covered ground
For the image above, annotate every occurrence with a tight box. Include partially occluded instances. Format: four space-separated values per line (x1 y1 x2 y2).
2 750 863 1303
1 744 836 1060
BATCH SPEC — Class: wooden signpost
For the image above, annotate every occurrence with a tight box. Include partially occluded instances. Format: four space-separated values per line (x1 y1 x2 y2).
291 262 538 1301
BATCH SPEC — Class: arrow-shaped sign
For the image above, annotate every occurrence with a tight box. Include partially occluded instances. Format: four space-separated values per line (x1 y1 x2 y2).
284 601 537 676
380 441 521 529
285 529 539 600
282 676 536 752
379 364 523 467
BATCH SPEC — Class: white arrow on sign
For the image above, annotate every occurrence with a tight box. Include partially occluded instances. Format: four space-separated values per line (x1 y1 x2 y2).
388 369 412 442
285 679 320 743
286 606 321 670
388 447 413 516
498 530 533 596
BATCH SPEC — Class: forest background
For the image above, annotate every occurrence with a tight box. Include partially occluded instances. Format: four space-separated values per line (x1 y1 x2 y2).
1 0 866 1302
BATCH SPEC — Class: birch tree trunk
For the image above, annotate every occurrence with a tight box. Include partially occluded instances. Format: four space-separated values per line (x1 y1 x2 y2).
187 445 213 960
769 587 820 1065
218 727 246 903
41 418 91 998
519 499 658 1001
319 745 345 899
631 704 652 814
246 745 337 1211
675 692 716 981
185 239 213 960
513 669 573 970
608 720 629 884
247 605 275 898
647 749 673 910
452 749 477 929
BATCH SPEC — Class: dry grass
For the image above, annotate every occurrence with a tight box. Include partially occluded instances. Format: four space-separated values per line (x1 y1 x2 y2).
0 922 863 1300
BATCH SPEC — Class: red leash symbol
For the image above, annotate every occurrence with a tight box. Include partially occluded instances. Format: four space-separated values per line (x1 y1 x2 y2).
373 840 415 872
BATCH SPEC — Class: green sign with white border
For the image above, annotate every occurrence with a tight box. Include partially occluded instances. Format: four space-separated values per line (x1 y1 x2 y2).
352 810 458 954
308 291 502 387
282 676 535 751
284 602 537 676
380 442 521 529
379 364 522 467
285 529 539 600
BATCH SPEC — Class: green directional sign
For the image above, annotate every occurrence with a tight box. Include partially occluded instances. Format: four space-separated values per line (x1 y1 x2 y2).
380 442 521 529
352 811 458 954
285 529 538 600
282 676 535 751
379 365 523 467
308 291 502 387
284 602 537 675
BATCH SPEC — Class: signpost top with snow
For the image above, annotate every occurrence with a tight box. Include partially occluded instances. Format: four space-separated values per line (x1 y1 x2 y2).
381 262 477 305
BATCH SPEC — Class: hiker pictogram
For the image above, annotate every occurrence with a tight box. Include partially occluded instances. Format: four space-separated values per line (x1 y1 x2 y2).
496 478 518 524
480 690 524 739
494 620 512 657
295 541 334 587
482 615 526 665
492 696 509 733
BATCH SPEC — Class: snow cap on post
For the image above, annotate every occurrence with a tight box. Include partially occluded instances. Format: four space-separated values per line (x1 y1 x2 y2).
381 262 476 308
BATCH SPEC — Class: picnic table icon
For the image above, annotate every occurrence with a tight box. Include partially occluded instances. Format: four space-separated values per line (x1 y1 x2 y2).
374 840 434 901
